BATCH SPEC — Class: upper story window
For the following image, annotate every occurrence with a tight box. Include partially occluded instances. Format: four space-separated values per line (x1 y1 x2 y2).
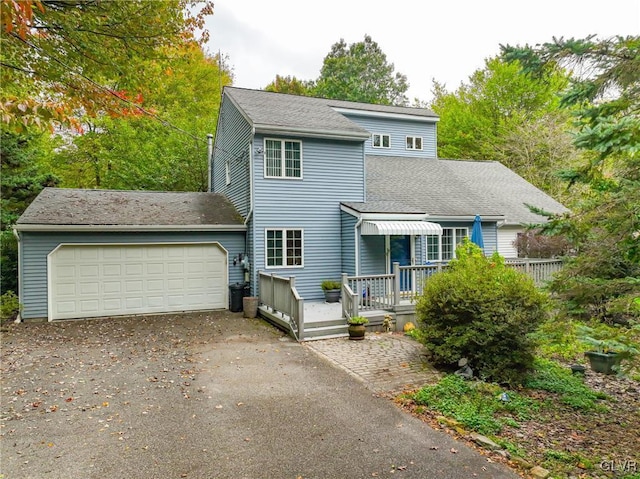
372 133 390 149
266 228 303 268
406 136 423 150
264 139 302 178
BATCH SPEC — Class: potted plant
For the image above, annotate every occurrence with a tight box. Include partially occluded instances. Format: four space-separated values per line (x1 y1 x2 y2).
347 315 369 340
321 280 342 303
577 324 639 375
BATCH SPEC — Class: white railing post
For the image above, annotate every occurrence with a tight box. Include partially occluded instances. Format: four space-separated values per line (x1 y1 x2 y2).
393 261 400 306
271 273 276 313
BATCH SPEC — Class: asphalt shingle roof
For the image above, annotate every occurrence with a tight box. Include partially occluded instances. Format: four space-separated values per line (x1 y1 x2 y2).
361 156 569 224
224 87 438 139
17 188 245 226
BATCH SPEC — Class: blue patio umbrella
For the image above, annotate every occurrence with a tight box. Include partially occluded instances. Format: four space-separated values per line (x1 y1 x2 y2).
470 214 484 249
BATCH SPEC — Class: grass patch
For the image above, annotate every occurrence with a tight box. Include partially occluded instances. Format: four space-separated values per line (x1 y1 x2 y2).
524 358 609 410
410 375 539 435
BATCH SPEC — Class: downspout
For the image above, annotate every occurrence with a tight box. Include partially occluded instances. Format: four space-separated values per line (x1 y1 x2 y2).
245 129 255 290
244 128 255 226
354 217 362 275
12 227 22 322
207 133 214 192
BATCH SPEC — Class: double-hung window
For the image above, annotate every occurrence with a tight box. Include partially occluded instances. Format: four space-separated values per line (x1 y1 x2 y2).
426 228 468 261
406 136 423 150
372 133 390 149
266 229 303 267
264 139 302 178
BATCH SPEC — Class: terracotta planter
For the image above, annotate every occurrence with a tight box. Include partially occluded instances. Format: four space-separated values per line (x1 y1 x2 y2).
348 324 366 341
243 297 259 319
585 351 621 375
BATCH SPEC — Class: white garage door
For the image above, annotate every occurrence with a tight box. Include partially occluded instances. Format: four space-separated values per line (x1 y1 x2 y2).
48 243 228 320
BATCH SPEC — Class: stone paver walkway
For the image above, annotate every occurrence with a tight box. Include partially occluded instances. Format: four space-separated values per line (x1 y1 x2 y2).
305 332 440 395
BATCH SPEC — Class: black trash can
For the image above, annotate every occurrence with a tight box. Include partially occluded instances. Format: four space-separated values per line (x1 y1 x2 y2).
229 283 246 312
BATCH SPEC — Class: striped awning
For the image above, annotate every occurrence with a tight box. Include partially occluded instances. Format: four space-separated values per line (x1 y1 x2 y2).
361 220 442 236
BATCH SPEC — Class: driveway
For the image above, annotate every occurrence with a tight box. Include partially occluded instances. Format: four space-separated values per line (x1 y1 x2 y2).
1 312 519 479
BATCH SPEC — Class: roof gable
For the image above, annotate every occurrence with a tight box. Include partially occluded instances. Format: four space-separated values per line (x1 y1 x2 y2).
223 87 438 140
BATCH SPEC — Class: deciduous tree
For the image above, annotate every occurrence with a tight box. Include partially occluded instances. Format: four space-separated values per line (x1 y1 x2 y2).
430 57 577 197
1 0 213 132
313 35 409 105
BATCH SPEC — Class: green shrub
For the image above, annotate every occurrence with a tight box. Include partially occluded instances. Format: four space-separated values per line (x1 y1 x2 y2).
0 290 21 324
416 239 549 385
411 375 538 435
531 317 588 361
524 358 608 410
320 279 341 291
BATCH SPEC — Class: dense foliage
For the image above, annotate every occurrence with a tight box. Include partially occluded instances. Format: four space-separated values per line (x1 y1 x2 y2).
1 131 59 294
0 1 226 294
1 0 213 131
503 35 640 323
265 35 409 106
430 57 579 200
416 240 549 385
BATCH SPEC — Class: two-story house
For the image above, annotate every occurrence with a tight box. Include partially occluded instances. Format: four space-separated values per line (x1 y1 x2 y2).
14 87 567 329
212 87 567 302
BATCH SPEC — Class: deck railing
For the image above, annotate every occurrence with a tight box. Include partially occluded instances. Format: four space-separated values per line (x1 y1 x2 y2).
343 258 564 317
340 276 358 320
504 258 564 286
344 272 396 312
258 271 304 340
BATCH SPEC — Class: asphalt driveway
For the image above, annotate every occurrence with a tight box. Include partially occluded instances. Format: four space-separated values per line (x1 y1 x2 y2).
1 312 519 479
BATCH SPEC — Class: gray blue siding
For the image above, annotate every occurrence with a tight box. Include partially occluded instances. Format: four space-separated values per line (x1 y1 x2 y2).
343 114 437 158
212 97 252 216
359 236 385 275
18 231 246 319
252 136 365 300
340 211 357 276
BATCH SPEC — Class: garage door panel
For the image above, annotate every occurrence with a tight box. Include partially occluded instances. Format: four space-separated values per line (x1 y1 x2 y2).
103 299 122 311
148 296 164 307
56 265 76 279
125 248 144 259
147 263 164 275
50 243 227 320
80 300 100 313
78 249 99 260
103 264 122 276
125 263 143 275
79 265 99 277
147 279 164 291
80 282 99 295
125 280 143 293
168 263 184 274
56 301 77 314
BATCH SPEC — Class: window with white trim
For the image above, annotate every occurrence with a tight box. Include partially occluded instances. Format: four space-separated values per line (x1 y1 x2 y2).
264 139 302 178
266 229 303 267
225 160 231 185
426 228 468 261
406 136 423 150
372 133 390 148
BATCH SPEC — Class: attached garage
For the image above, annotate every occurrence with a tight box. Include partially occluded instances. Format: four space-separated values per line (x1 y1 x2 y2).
49 243 228 320
15 189 247 321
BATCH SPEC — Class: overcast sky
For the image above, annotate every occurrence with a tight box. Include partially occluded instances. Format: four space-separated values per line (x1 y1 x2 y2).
203 0 639 103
